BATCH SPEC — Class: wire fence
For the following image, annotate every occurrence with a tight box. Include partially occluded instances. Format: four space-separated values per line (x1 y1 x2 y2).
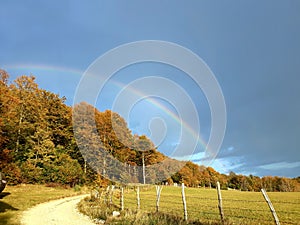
94 183 300 225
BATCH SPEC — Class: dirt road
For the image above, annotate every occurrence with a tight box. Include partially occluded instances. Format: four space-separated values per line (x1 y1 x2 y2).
21 194 96 225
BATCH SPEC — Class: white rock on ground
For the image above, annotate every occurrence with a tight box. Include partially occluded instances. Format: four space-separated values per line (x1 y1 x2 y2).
112 211 120 217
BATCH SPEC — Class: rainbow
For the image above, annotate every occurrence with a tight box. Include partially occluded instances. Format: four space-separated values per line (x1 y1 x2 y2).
3 63 83 77
3 64 218 166
110 79 208 155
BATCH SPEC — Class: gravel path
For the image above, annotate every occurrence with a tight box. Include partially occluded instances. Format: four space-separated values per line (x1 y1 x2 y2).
21 194 96 225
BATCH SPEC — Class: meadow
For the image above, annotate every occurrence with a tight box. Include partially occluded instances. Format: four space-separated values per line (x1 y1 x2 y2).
1 184 298 225
80 185 300 225
0 184 82 225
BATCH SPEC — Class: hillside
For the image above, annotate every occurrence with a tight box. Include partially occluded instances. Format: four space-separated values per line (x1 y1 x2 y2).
0 70 299 191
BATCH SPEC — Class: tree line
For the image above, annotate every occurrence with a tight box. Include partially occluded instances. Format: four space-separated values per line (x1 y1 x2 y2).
0 70 299 191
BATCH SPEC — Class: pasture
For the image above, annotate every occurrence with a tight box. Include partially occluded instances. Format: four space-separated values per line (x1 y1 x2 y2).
106 185 300 224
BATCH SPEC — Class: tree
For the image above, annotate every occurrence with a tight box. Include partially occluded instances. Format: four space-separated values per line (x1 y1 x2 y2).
0 70 9 148
1 70 300 190
0 71 84 185
10 76 39 156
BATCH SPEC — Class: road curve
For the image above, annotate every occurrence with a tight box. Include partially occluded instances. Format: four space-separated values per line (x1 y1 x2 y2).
21 194 96 225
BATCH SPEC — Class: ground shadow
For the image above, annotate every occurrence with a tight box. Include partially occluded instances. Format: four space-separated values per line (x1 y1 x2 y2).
0 194 19 225
0 192 11 200
0 214 12 225
0 201 18 213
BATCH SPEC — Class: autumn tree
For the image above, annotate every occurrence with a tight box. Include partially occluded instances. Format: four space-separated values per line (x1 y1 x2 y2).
0 70 299 190
0 72 83 185
0 70 10 148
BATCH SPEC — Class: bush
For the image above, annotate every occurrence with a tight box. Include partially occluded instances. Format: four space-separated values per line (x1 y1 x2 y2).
20 161 44 184
1 162 22 185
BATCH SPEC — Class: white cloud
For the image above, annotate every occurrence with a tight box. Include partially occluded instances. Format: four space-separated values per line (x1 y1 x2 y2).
172 152 245 174
258 161 300 170
227 146 234 152
204 157 245 174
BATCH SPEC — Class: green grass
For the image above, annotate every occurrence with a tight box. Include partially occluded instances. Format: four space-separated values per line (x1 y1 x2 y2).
117 186 221 223
220 190 300 224
0 184 84 225
107 186 300 225
2 185 298 225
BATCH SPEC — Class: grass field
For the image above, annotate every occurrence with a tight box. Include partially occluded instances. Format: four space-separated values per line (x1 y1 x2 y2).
0 184 83 225
4 184 297 225
106 185 300 224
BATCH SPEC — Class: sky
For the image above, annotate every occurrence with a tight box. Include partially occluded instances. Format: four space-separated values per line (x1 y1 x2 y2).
1 1 300 178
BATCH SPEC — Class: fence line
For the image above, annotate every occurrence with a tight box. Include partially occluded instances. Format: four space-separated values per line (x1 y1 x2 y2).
93 184 300 225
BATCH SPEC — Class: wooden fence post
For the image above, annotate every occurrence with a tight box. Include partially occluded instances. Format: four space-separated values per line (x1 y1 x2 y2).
99 190 104 202
110 185 115 205
261 189 280 225
120 187 124 211
155 185 163 212
105 186 110 204
181 183 188 221
137 186 140 210
216 181 225 224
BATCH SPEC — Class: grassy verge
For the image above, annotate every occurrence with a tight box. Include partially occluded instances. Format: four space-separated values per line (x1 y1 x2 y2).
0 184 84 225
77 196 224 225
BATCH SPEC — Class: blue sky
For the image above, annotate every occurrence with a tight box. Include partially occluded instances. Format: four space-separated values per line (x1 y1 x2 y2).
1 1 300 177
